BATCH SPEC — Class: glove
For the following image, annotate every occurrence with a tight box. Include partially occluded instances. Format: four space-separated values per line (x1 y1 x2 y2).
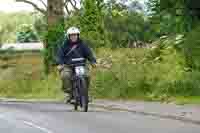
57 65 64 71
91 63 97 68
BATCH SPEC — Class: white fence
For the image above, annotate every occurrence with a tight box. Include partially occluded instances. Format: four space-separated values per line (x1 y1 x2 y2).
0 43 44 51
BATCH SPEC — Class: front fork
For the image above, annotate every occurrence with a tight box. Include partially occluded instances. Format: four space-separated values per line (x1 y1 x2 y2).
72 76 88 106
72 77 81 103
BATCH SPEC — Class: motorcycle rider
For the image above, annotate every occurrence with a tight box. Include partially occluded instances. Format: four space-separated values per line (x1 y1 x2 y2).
57 27 96 103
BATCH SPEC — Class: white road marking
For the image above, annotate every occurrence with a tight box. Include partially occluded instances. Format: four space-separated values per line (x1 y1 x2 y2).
23 121 54 133
0 114 54 133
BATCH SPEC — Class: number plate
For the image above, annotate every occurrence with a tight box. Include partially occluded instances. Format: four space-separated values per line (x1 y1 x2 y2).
75 66 85 76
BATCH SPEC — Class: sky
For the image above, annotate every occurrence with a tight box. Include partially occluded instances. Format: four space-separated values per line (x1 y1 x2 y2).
0 0 46 12
0 0 146 13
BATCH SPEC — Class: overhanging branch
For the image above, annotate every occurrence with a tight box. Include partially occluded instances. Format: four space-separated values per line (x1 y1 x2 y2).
64 0 80 15
16 0 47 14
38 0 47 8
65 2 71 15
69 0 78 10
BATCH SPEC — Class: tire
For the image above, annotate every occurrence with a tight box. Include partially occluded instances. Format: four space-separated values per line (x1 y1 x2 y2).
79 78 88 112
81 95 88 112
74 97 78 111
73 83 79 111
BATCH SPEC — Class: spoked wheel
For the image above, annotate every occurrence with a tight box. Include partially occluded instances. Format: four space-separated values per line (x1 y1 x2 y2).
74 98 78 111
81 95 88 112
79 78 89 112
73 86 79 111
72 77 89 112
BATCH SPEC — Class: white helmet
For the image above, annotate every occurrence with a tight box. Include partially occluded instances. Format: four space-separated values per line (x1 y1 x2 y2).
66 27 80 36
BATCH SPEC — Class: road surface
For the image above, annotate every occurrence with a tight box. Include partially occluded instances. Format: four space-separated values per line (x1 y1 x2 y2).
0 102 200 133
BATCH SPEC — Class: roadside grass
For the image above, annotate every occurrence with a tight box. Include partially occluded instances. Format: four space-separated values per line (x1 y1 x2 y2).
0 52 63 100
173 96 200 105
0 48 200 104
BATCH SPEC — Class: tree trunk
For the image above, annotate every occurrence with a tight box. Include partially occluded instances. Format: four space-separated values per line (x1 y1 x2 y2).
44 0 65 75
47 0 64 26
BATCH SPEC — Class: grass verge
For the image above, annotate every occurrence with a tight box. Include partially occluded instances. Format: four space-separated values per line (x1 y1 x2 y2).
0 48 200 104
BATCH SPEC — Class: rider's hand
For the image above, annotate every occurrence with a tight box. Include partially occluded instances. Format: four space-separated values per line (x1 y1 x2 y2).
57 65 64 71
91 63 97 68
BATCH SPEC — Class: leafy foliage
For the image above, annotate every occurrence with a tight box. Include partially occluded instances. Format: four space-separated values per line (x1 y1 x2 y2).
104 10 151 47
183 26 200 70
34 14 47 41
43 22 65 74
0 12 35 43
80 0 106 48
147 0 200 36
1 0 200 101
16 24 39 43
0 26 5 47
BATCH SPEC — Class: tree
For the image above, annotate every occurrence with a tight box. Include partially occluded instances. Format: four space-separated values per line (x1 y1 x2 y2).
128 0 144 12
16 0 81 16
0 26 5 47
16 0 47 14
81 0 106 48
16 24 39 43
103 1 150 48
147 0 200 36
16 0 65 74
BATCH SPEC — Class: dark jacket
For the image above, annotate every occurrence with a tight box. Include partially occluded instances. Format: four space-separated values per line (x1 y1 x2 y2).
57 39 96 65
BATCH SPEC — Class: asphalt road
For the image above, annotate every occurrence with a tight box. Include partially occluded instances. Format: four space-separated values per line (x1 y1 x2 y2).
0 102 200 133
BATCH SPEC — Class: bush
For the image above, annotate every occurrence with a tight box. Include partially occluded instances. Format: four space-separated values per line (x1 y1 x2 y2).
43 23 65 74
91 48 152 99
140 34 200 100
0 26 4 47
146 35 185 60
1 48 200 101
16 24 39 43
0 12 35 43
91 45 196 100
34 14 47 41
0 53 63 99
183 26 200 70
